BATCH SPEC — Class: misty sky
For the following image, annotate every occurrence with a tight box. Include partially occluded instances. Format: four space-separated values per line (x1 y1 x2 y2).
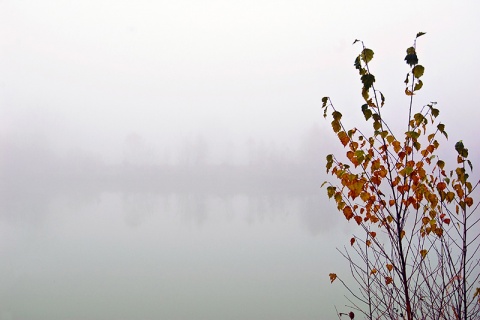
2 1 479 165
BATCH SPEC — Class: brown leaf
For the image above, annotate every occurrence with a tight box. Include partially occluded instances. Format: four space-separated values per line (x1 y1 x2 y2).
343 206 354 220
329 273 337 283
354 215 362 225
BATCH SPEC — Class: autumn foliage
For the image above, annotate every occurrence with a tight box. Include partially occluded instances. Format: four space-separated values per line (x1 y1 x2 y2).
322 33 480 320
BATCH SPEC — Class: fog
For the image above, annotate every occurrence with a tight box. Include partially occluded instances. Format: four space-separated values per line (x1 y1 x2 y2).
1 1 480 319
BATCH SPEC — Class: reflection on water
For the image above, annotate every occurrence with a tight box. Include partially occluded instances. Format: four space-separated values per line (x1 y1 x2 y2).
0 186 348 320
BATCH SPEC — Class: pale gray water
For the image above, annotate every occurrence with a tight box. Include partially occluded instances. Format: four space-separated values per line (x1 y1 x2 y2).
0 188 351 320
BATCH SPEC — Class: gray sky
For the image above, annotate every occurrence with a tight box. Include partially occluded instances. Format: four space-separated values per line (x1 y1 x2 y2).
2 0 479 164
1 2 480 319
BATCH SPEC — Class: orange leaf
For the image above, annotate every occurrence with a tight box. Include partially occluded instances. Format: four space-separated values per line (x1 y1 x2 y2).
370 231 376 238
386 264 393 272
420 249 428 258
443 218 451 225
370 268 377 275
338 131 350 147
350 237 355 246
343 206 354 220
366 240 371 247
437 182 447 191
329 273 337 283
385 276 393 285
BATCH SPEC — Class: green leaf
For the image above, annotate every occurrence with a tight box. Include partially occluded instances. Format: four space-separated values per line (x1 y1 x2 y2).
437 123 448 139
413 141 421 151
412 65 425 78
414 80 423 91
414 113 425 126
373 121 381 131
361 104 372 121
361 74 376 91
322 97 329 118
355 150 365 164
467 160 473 171
361 48 374 64
326 154 334 173
406 131 420 139
347 129 356 138
362 88 369 101
437 160 445 170
406 47 416 55
405 53 418 66
354 56 361 71
416 32 426 38
404 166 414 176
455 140 469 158
327 186 336 198
331 120 341 133
455 140 464 153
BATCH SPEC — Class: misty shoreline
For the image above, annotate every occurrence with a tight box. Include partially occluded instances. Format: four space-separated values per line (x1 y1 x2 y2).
3 162 322 196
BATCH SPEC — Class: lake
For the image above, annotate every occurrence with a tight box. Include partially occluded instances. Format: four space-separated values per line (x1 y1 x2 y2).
0 169 351 320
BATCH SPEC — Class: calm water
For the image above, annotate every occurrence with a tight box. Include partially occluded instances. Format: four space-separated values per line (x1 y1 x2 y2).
0 188 350 320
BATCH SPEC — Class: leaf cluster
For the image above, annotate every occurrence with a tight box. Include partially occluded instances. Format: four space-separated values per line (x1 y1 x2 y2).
322 33 480 320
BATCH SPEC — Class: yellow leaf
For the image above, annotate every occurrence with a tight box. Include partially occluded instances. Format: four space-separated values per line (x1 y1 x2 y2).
331 120 341 133
473 288 480 303
420 249 428 259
